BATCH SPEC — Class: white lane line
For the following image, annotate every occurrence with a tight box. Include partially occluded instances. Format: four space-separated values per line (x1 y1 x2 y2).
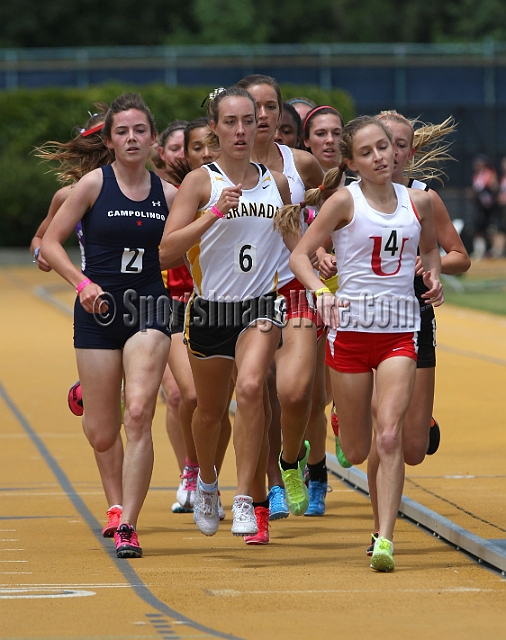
2 549 24 551
0 589 95 600
0 561 27 563
1 539 19 541
1 572 32 575
0 583 139 588
206 587 499 596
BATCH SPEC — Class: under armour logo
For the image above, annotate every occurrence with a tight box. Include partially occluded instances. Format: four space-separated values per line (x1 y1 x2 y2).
152 201 161 206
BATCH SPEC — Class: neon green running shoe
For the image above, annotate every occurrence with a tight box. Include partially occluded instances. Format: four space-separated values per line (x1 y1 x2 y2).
335 436 352 468
370 536 395 572
279 441 310 516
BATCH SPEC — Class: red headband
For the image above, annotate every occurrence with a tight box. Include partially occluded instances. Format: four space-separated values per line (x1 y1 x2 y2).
303 105 342 132
82 122 105 137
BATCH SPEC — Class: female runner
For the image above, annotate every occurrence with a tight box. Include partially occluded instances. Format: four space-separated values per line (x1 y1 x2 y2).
160 117 231 517
32 107 130 538
302 105 344 173
364 111 470 553
42 93 177 558
159 86 291 538
236 75 326 525
285 115 444 571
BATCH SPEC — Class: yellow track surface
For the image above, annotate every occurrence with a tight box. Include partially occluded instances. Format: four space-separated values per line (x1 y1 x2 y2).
0 266 505 640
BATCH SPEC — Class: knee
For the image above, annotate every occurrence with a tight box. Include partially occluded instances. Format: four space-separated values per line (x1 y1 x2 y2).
278 383 312 413
344 443 369 466
84 427 118 453
123 399 153 436
403 439 427 466
376 428 402 456
235 376 264 407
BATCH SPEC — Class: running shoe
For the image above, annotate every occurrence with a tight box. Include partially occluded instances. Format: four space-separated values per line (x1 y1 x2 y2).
114 523 142 559
304 480 327 517
231 495 258 536
193 477 220 536
218 492 226 521
279 441 310 516
366 532 379 557
370 536 395 572
68 381 83 416
101 505 122 537
426 417 441 455
331 405 352 468
268 485 289 521
171 501 192 514
244 506 269 545
176 463 199 509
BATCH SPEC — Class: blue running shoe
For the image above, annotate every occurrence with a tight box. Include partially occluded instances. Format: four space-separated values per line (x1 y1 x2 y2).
268 485 289 521
304 480 327 517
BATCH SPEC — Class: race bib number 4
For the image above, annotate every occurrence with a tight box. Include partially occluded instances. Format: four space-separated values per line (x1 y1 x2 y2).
234 243 257 273
380 229 403 258
121 248 144 273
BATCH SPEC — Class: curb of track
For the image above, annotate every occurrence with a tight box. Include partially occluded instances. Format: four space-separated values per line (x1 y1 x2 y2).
327 454 506 575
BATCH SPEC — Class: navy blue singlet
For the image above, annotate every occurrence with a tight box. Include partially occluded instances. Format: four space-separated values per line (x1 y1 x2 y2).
81 165 168 291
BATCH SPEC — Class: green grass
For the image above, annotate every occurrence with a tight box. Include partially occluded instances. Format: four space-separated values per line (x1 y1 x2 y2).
442 276 506 316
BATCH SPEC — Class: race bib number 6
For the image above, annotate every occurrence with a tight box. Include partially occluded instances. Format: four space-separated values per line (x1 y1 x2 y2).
121 248 144 273
234 243 257 273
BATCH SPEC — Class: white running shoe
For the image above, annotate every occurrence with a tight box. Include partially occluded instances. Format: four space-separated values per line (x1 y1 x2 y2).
231 495 258 536
176 463 198 509
218 493 226 521
193 478 220 536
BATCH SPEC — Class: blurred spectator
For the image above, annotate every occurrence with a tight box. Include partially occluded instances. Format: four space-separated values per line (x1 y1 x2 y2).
466 154 500 259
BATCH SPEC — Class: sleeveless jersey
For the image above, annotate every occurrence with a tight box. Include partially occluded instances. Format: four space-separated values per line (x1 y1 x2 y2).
330 181 421 333
81 165 168 291
407 178 434 307
187 162 284 301
275 143 307 288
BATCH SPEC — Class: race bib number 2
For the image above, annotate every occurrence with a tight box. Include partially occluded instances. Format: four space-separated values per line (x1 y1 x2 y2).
121 248 144 273
234 243 257 273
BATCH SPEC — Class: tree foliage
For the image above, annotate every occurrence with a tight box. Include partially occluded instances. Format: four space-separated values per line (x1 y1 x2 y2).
1 0 506 47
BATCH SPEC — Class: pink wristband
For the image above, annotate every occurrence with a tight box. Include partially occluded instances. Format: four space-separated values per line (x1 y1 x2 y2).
211 205 225 219
306 208 316 225
76 278 92 294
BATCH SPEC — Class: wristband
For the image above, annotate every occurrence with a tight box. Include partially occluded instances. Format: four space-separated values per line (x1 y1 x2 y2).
76 278 92 295
211 205 225 219
33 247 40 262
306 209 316 225
315 286 332 298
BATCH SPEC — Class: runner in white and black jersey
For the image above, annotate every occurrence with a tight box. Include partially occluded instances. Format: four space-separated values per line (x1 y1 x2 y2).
159 86 293 541
284 115 444 572
236 75 328 528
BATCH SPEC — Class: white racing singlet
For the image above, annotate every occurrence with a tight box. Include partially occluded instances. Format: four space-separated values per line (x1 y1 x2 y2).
275 143 307 288
329 181 422 334
187 162 284 301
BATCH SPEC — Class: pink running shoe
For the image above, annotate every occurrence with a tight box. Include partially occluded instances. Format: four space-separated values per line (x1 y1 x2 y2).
114 523 142 558
244 506 270 545
68 381 83 416
176 462 199 510
102 505 122 537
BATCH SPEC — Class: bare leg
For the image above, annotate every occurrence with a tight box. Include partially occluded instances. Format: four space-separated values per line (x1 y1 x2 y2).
266 362 283 488
275 319 317 464
168 334 198 465
119 330 171 528
160 364 186 473
233 322 281 497
93 434 124 507
306 336 328 464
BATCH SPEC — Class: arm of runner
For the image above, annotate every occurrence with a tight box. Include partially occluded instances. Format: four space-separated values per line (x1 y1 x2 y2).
411 189 444 307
